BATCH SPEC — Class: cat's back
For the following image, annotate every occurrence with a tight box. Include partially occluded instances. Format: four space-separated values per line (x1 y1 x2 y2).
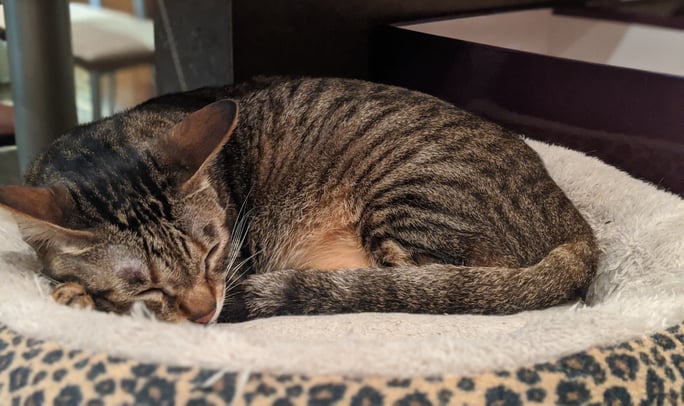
234 77 532 171
230 78 537 197
226 78 591 270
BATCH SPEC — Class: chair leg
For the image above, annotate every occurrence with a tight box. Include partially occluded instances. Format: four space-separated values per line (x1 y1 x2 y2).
106 72 116 116
132 0 146 18
90 72 102 121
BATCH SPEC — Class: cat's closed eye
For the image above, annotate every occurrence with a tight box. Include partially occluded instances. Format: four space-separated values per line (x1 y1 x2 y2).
135 288 166 301
204 244 220 273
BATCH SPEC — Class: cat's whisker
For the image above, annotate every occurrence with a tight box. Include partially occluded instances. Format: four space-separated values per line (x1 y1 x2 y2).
226 237 246 270
234 211 252 246
223 271 253 303
223 258 260 301
218 218 260 305
226 263 254 286
222 290 243 303
225 209 251 268
225 267 251 293
224 249 261 286
229 208 251 243
223 244 246 284
32 274 49 297
221 211 254 290
232 249 261 274
235 184 254 221
229 184 254 239
223 267 251 298
39 273 60 286
221 269 255 307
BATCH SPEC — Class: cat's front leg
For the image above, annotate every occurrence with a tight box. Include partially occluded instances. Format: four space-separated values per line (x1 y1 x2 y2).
51 282 95 310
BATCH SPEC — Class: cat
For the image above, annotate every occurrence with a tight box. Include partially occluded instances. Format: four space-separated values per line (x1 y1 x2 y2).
0 77 598 324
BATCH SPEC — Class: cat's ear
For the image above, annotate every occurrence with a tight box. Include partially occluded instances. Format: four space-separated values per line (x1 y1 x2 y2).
0 185 95 253
160 99 238 177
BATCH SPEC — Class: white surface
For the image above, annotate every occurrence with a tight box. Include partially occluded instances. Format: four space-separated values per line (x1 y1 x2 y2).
403 8 684 76
68 3 154 59
0 140 683 377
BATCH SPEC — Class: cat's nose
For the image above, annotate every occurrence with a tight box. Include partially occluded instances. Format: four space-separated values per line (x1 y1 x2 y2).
191 308 216 324
180 282 218 323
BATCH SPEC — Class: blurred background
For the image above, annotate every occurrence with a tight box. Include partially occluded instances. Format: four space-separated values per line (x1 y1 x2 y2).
0 0 156 184
0 0 682 194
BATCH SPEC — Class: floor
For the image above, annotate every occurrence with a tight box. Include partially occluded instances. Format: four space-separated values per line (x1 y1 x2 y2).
0 64 154 185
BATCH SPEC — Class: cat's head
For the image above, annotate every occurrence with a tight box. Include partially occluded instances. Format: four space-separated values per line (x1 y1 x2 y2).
0 100 243 324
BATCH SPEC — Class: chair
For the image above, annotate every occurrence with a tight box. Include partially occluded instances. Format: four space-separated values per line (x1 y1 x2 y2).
64 3 155 120
0 3 154 120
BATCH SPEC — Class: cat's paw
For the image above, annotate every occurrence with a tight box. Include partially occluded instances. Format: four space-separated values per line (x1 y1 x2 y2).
51 282 95 310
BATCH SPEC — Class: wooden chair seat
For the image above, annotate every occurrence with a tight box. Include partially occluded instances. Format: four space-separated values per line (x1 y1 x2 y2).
69 4 154 72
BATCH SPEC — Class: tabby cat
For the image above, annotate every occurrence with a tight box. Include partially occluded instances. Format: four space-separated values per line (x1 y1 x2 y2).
0 77 598 324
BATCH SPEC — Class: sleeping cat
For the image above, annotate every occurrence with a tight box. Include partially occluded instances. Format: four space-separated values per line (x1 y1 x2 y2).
0 77 598 324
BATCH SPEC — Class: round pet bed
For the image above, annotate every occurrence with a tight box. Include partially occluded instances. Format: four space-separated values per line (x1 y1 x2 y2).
1 140 683 405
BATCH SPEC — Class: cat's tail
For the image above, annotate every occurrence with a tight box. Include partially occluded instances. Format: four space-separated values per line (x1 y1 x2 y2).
243 240 598 318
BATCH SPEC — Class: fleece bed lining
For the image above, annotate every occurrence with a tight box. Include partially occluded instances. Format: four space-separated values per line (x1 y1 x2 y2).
0 139 682 378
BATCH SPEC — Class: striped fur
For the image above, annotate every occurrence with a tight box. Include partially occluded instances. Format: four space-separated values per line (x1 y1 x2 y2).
0 77 598 323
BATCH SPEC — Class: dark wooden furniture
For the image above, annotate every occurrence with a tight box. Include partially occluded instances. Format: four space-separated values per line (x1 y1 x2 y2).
154 0 549 93
0 104 14 147
372 8 684 196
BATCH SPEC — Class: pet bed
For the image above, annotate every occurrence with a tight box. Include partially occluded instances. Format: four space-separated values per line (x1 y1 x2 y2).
1 140 683 405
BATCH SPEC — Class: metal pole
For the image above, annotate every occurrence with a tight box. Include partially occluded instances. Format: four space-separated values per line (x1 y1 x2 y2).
133 0 147 18
4 0 78 176
155 0 233 94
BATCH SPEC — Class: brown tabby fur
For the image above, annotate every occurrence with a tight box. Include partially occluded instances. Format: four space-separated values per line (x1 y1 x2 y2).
0 77 599 323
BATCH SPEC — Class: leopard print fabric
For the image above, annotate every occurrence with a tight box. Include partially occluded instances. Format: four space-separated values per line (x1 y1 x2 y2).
1 322 683 405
